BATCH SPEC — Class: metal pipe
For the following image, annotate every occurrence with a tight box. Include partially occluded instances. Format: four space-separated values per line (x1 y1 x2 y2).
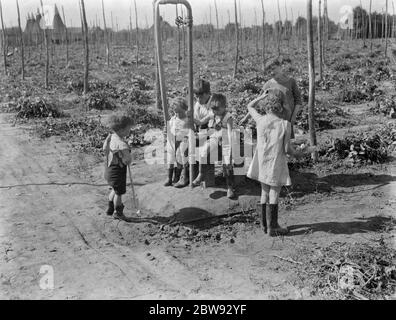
154 0 194 188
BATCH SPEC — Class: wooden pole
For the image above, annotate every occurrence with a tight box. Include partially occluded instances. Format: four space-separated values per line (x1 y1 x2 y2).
318 0 323 80
386 0 389 56
176 4 181 71
307 0 317 162
233 0 239 78
260 0 266 69
392 1 395 39
153 0 161 111
62 6 69 66
214 0 220 55
40 0 49 89
80 0 89 94
101 0 110 66
277 0 282 57
323 0 328 64
16 0 24 80
369 0 373 51
134 0 139 68
0 0 7 76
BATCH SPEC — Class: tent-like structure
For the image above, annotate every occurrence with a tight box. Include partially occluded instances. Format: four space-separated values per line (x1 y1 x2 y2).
24 5 66 44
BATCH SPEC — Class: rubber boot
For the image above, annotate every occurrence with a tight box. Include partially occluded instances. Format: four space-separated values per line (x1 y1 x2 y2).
192 163 206 187
174 164 189 188
256 202 267 234
164 165 175 187
106 201 114 216
113 204 126 221
267 204 289 237
173 165 182 184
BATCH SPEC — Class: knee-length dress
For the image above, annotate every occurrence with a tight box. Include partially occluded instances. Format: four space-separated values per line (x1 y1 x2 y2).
247 113 292 187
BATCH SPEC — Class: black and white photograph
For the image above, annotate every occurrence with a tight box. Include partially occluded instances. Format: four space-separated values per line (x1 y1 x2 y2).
0 0 395 302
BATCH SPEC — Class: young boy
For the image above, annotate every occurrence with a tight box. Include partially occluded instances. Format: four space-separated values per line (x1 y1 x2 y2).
103 114 134 220
165 98 189 186
194 93 236 199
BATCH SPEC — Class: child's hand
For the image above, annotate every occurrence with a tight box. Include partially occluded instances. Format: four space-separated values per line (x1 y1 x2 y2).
298 144 318 154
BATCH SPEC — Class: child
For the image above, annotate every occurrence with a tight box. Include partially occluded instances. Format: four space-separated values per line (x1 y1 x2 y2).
194 93 236 199
165 98 190 187
246 91 313 237
103 114 134 220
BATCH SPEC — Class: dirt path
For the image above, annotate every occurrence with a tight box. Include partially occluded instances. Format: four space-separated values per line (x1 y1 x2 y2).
0 113 395 300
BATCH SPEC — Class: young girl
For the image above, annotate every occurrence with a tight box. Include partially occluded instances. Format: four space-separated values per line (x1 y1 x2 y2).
246 91 313 236
165 98 190 187
194 93 236 199
103 114 134 220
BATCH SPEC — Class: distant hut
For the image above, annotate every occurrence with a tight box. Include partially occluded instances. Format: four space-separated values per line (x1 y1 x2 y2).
24 5 67 44
24 12 43 45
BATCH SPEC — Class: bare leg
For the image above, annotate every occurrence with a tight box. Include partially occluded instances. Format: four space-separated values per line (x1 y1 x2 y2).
106 189 116 215
260 183 270 204
269 186 281 204
108 189 115 202
113 194 122 209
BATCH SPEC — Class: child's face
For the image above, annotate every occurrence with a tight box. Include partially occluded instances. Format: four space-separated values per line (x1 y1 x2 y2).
196 92 211 105
118 125 132 138
174 105 187 118
210 100 226 116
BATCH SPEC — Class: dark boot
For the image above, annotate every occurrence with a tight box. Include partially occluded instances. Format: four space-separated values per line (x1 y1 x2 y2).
164 165 175 187
256 202 267 234
106 201 114 216
173 165 182 184
267 204 289 237
174 164 189 188
113 204 126 221
192 163 206 187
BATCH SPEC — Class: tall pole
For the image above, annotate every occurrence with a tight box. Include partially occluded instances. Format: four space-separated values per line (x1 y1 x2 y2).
62 6 69 66
233 0 239 78
176 4 181 71
80 0 89 94
385 0 389 56
40 0 49 89
260 0 266 70
134 0 139 68
214 0 220 55
369 0 373 51
307 0 317 162
277 0 282 57
16 0 24 80
153 0 161 111
0 0 6 75
102 0 110 66
318 0 323 81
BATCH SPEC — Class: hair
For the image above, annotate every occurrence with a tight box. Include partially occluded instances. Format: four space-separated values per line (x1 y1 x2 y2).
107 113 134 133
210 93 227 109
173 97 188 111
258 90 284 116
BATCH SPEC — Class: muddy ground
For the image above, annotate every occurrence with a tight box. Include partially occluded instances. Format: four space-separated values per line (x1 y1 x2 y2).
0 39 395 300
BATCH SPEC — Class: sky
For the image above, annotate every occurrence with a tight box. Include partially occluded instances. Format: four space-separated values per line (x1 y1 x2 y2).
0 0 392 29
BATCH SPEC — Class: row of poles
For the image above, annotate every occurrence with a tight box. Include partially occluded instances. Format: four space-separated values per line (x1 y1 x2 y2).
1 0 395 166
1 1 395 86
